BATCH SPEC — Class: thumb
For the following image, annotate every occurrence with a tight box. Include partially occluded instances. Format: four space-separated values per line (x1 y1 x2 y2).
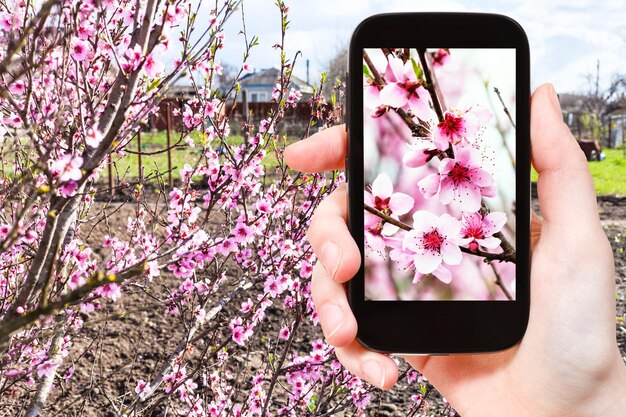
530 83 602 237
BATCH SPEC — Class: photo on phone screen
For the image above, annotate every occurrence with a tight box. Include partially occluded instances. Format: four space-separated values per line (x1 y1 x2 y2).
363 48 517 301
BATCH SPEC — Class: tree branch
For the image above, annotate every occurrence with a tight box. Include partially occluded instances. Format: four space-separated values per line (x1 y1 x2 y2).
24 327 65 417
491 262 513 300
494 86 516 129
417 49 444 123
128 279 254 406
364 203 516 264
0 263 147 346
362 50 429 137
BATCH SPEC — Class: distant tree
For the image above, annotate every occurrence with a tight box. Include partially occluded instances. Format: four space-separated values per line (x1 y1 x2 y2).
579 61 626 139
216 62 239 94
322 44 347 101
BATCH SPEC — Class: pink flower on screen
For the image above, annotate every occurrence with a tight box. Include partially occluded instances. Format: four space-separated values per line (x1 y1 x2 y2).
418 146 495 213
364 173 414 251
364 77 387 118
403 139 440 168
402 211 464 284
70 38 92 62
459 211 507 251
431 106 492 151
379 56 432 121
431 49 450 67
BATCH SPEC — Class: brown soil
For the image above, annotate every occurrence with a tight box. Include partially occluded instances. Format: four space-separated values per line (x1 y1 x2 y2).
5 188 626 417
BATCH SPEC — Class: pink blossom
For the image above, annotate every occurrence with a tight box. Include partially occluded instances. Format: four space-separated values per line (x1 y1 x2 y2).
299 260 313 278
37 359 61 378
8 80 25 95
255 199 272 213
0 12 21 31
144 53 164 78
259 118 274 134
240 299 253 313
287 88 301 104
122 44 143 73
460 211 507 251
379 56 432 121
243 63 253 72
77 21 95 40
59 181 78 197
231 222 253 243
97 283 122 301
431 49 450 67
407 370 419 384
50 153 84 182
70 38 92 62
403 139 440 168
364 77 383 111
204 99 218 118
418 147 495 213
364 173 414 251
85 128 102 148
279 326 290 340
5 369 23 378
135 379 150 396
402 211 464 283
231 325 246 345
431 106 492 151
62 367 74 383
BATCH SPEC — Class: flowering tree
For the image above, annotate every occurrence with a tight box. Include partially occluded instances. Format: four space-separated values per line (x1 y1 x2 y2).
0 1 444 415
363 48 517 301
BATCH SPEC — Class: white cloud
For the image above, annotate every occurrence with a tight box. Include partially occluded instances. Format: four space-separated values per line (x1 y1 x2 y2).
188 0 626 94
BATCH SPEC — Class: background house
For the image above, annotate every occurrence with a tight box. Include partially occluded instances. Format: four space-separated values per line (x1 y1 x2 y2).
236 67 314 103
608 109 626 148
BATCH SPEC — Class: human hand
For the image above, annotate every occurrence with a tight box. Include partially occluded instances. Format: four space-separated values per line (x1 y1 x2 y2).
284 84 626 416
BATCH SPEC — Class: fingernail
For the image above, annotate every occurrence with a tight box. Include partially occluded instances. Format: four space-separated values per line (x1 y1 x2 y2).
362 360 385 389
319 303 345 340
320 241 341 280
548 84 561 113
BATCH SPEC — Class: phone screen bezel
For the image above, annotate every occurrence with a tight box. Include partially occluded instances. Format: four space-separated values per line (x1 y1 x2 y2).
347 13 531 354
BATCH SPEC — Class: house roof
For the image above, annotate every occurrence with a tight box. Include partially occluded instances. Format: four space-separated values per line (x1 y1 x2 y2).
239 68 314 94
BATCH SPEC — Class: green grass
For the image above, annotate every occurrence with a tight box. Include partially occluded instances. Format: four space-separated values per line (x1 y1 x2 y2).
531 148 626 196
112 131 283 181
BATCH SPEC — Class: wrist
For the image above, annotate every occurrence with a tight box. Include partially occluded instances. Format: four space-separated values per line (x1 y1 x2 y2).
562 356 626 417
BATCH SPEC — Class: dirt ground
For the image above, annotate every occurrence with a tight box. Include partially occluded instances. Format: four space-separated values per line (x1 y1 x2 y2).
4 188 625 417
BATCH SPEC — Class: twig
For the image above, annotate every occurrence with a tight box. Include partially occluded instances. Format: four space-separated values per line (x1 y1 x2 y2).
364 204 411 231
0 263 147 346
362 50 429 137
130 280 254 405
490 263 513 300
416 49 444 123
261 309 302 417
485 84 516 168
494 87 516 129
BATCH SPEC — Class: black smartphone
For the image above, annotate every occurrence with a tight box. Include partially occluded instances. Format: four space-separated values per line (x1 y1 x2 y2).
346 13 530 354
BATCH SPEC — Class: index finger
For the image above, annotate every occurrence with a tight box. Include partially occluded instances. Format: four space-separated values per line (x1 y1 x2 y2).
284 125 347 172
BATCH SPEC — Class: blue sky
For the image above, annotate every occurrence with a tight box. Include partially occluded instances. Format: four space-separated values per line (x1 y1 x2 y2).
212 0 626 94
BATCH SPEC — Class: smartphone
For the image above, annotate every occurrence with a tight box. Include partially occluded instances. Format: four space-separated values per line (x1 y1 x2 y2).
346 13 530 354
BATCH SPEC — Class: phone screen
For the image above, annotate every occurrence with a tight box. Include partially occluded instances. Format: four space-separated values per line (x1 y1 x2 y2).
363 48 517 301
